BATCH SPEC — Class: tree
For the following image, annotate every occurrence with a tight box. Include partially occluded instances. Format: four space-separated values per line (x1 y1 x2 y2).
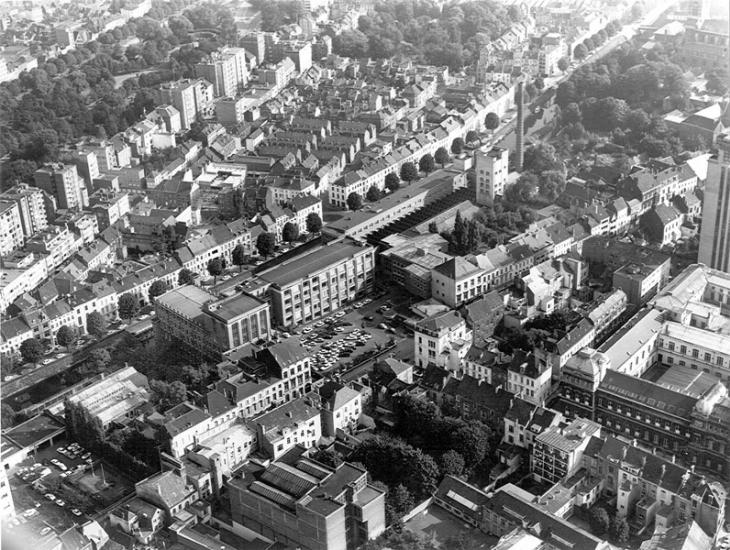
434 147 450 168
350 436 440 501
625 108 651 134
332 29 370 58
440 450 465 476
428 221 439 233
168 15 193 39
366 185 382 202
589 507 610 536
611 515 630 543
347 192 363 210
562 102 582 125
150 379 187 412
282 221 299 242
400 161 418 183
534 77 545 90
56 325 76 351
312 448 343 468
384 172 400 192
306 212 322 234
86 312 107 339
20 338 43 364
419 153 435 173
148 280 169 303
452 210 466 254
485 112 500 131
88 348 111 371
256 232 276 258
466 221 480 254
540 170 566 201
574 43 588 60
505 173 539 203
1 404 16 429
207 257 224 281
178 268 196 286
451 137 465 155
118 293 139 321
557 57 569 71
445 419 490 468
232 243 246 271
523 142 561 173
387 484 415 523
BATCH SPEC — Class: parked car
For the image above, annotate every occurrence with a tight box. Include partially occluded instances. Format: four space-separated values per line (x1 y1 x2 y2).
40 527 52 536
55 500 66 507
50 459 67 471
70 508 82 516
44 494 56 501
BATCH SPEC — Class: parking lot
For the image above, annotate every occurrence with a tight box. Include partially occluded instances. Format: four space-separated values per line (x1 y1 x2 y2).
7 438 133 536
295 291 415 376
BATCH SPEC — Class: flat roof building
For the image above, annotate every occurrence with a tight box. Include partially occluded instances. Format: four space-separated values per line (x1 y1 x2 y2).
155 285 271 359
228 450 386 550
258 240 375 327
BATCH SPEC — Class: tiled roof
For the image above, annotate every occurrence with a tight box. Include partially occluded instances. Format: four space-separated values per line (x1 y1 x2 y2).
136 471 192 509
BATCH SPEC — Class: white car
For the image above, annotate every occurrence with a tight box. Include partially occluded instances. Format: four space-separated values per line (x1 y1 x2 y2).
50 459 67 471
42 358 54 365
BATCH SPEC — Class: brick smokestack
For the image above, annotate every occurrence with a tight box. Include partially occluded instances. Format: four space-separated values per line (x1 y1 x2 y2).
515 80 525 172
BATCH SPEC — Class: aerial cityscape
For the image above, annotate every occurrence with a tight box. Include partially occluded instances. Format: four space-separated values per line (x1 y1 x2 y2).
0 0 729 549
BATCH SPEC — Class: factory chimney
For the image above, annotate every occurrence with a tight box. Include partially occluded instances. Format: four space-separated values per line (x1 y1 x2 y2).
515 80 525 172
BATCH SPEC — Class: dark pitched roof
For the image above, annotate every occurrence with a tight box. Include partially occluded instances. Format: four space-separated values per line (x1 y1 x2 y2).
257 339 309 368
432 256 481 279
505 397 536 424
599 370 697 419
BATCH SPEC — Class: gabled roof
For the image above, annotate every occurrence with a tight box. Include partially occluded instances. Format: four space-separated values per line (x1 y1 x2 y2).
257 339 309 368
415 310 464 333
136 471 192 509
432 256 482 280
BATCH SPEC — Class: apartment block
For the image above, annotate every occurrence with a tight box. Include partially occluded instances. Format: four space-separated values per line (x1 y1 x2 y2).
258 240 375 327
318 381 362 437
253 396 322 460
33 163 89 210
210 339 313 420
195 47 249 98
0 200 23 255
432 256 490 308
531 417 601 484
159 78 214 129
0 183 47 240
414 310 472 369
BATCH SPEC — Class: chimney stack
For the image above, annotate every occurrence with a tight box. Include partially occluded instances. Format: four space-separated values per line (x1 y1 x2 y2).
515 81 525 172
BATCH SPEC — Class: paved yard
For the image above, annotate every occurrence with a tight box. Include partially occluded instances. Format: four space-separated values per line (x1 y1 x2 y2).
404 505 497 549
9 437 134 534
